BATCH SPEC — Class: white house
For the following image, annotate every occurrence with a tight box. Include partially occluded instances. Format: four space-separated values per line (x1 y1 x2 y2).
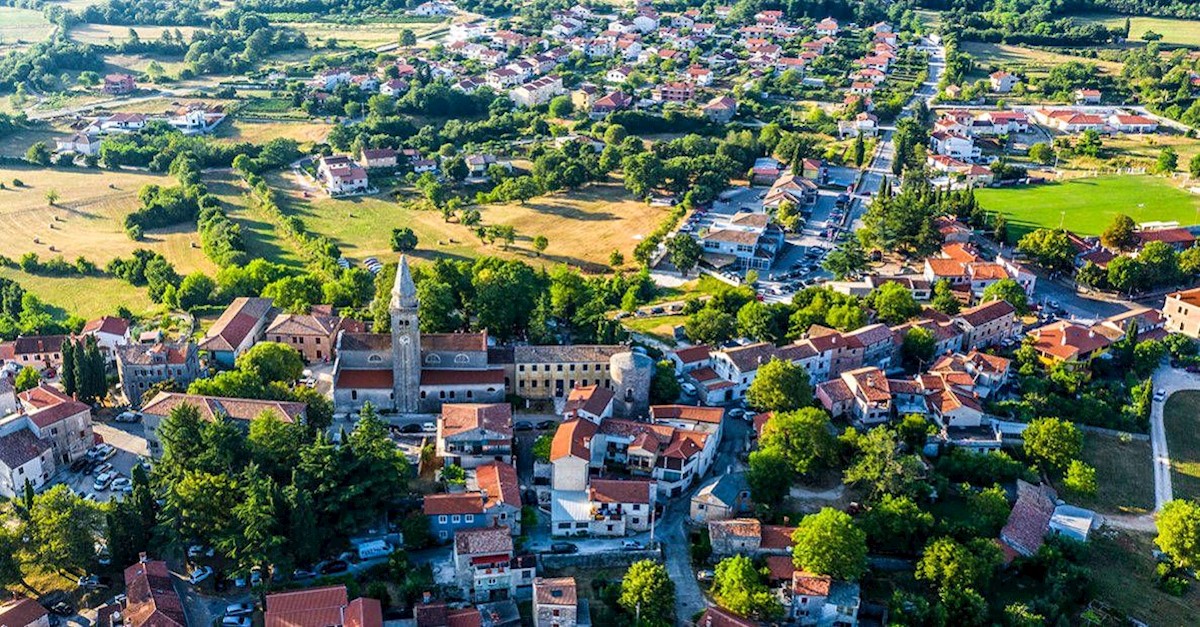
510 75 564 107
989 71 1018 93
929 131 981 161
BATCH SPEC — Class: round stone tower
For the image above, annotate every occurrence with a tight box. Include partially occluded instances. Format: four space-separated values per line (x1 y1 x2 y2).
610 349 654 419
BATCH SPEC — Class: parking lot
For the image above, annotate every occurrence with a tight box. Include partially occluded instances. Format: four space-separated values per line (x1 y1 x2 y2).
55 421 150 504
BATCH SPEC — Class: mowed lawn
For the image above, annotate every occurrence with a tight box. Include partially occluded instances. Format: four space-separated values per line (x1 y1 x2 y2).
69 23 204 44
0 267 155 319
1164 390 1200 501
1073 13 1200 46
976 175 1200 242
278 176 667 272
1084 530 1200 626
1062 433 1154 514
960 41 1124 75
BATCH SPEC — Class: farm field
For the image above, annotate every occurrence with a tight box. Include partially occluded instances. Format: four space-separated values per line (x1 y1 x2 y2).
1072 13 1200 46
278 176 667 272
0 7 55 49
69 23 205 45
976 175 1200 241
1163 390 1200 500
0 267 155 319
0 126 67 158
292 20 448 49
212 119 330 145
960 41 1124 75
1065 433 1153 514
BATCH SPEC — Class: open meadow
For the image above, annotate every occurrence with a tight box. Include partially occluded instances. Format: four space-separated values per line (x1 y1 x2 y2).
1061 433 1154 514
0 7 55 50
1083 530 1200 626
211 119 331 146
961 41 1124 76
1072 13 1200 46
976 175 1200 241
1164 390 1200 500
292 19 448 50
69 23 205 45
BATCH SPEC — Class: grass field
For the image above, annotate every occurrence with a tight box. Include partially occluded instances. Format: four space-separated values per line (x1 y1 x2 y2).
621 314 686 346
293 20 447 49
0 7 55 49
960 41 1124 76
976 175 1200 241
1063 433 1154 514
0 267 155 319
1084 530 1200 625
204 172 305 269
1163 390 1200 500
0 126 67 158
1073 13 1200 46
212 119 330 145
69 23 204 45
276 175 667 272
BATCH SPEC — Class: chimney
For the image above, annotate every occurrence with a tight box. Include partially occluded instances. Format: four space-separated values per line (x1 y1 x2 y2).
139 552 148 563
421 591 432 605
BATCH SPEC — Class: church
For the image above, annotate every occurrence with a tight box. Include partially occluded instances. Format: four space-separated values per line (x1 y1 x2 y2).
331 256 654 415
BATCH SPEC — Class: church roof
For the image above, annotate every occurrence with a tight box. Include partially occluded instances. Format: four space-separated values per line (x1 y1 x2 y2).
391 255 418 309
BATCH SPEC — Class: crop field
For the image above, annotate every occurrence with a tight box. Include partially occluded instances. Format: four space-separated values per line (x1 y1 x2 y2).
212 119 330 145
976 175 1200 241
69 23 205 45
0 7 55 49
960 41 1124 76
274 175 665 272
1073 13 1200 46
293 19 448 49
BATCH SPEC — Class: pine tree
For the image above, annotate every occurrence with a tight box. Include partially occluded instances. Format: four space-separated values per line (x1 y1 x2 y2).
61 340 76 397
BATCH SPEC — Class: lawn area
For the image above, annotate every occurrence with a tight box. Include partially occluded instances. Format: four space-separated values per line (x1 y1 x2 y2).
621 314 686 346
0 126 67 158
960 41 1124 76
277 175 667 272
1163 390 1200 501
1083 530 1200 625
1072 13 1200 46
212 119 330 145
0 166 219 274
0 7 55 49
292 20 447 49
205 172 305 269
975 175 1200 242
69 23 205 45
1062 433 1154 514
0 267 155 319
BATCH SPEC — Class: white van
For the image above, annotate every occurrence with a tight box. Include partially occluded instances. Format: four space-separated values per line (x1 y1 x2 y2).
356 540 392 560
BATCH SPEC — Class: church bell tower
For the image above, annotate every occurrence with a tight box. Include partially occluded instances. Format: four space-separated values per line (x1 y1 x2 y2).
390 255 421 413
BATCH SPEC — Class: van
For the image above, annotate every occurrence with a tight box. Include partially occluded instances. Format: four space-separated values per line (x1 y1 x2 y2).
356 540 392 560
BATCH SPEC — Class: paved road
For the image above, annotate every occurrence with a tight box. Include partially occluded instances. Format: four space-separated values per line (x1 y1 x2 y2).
1149 366 1200 511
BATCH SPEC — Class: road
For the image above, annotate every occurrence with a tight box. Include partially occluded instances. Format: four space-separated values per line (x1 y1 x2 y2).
1148 366 1200 511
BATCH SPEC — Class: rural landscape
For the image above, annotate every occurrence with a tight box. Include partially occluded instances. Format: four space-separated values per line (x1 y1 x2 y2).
3 0 1200 626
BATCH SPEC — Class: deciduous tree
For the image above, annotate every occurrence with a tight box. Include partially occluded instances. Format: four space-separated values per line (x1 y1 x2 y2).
791 508 868 580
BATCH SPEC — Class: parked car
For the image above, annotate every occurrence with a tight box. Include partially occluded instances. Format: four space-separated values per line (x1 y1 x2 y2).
291 568 317 581
111 477 132 493
187 545 215 559
696 570 714 582
92 462 114 477
621 540 644 550
681 383 697 396
41 599 74 617
537 420 558 430
189 566 214 585
400 423 422 434
70 458 89 473
92 472 115 492
114 411 140 423
1155 389 1167 402
222 616 251 627
728 408 745 420
549 542 578 554
225 603 254 617
421 422 437 433
514 422 534 432
319 560 349 575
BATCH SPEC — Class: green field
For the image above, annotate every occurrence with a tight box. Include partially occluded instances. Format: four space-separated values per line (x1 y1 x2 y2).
0 267 156 319
1073 13 1200 46
1084 530 1200 625
0 7 55 49
976 175 1200 241
1164 390 1200 500
1064 433 1153 514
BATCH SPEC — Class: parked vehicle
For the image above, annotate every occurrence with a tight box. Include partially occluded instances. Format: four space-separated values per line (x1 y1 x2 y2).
681 383 697 396
92 472 114 492
421 422 436 433
621 540 644 550
222 616 251 627
92 462 114 477
225 603 253 617
189 566 213 584
549 542 578 554
114 412 140 423
111 478 132 493
356 540 392 561
514 422 534 431
319 560 350 575
291 568 317 581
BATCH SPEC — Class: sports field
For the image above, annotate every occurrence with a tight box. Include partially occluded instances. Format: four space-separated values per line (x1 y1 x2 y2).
976 175 1200 241
1073 13 1200 46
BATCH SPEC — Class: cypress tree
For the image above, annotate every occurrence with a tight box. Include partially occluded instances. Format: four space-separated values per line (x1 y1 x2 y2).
61 340 76 397
73 338 89 403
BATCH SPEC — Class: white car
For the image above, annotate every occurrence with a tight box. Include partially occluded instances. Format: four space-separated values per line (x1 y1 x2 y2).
189 566 214 585
222 617 250 627
421 422 436 433
93 462 114 477
1155 389 1167 402
680 383 696 396
225 603 254 617
111 478 132 493
115 411 140 423
97 444 117 460
92 472 114 491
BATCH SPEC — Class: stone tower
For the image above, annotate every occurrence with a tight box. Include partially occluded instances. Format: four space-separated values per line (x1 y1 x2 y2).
390 255 421 413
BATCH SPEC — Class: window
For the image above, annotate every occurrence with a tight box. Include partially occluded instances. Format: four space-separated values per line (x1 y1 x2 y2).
425 354 442 364
465 514 474 523
439 515 447 523
351 390 358 400
452 515 461 523
369 354 383 363
557 364 563 372
455 354 470 364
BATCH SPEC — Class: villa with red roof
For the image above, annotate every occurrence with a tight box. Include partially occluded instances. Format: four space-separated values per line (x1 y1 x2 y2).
264 585 382 627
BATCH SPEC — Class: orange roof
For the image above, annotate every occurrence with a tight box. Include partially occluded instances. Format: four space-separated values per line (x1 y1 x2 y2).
793 571 832 596
423 493 485 516
476 461 521 509
550 419 596 461
651 404 724 424
441 403 512 437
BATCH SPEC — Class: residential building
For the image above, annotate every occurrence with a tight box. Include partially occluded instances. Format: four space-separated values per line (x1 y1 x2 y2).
511 345 629 402
593 418 716 497
511 75 565 107
124 556 186 627
561 385 614 423
957 299 1019 350
699 214 786 271
359 147 399 170
999 480 1057 561
653 81 694 103
452 526 534 602
425 493 489 542
667 345 711 374
791 572 861 627
11 384 93 465
815 367 893 427
549 419 596 491
115 341 202 407
265 307 355 363
437 403 513 469
690 472 752 522
315 154 370 195
1106 113 1159 133
474 461 523 534
0 424 54 499
1074 88 1102 104
708 518 795 556
989 71 1018 93
81 316 131 364
140 392 306 457
533 578 589 627
586 478 655 535
0 598 49 627
264 585 382 627
0 335 69 370
703 95 738 123
1026 320 1114 367
54 133 102 156
929 131 980 161
837 112 879 138
1164 286 1200 338
199 297 275 366
103 73 136 94
762 173 818 209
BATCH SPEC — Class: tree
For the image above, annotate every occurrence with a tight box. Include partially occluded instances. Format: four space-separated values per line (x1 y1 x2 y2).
236 342 304 383
1190 153 1200 178
791 508 868 580
1101 214 1138 251
1028 142 1055 165
852 133 866 167
619 560 675 625
390 227 418 252
860 494 934 555
1022 417 1082 471
532 434 553 463
14 366 40 392
45 189 60 206
1016 228 1075 273
622 152 664 198
746 359 813 413
548 95 574 118
29 486 102 572
980 278 1028 314
666 234 701 276
648 360 681 405
1156 499 1200 569
532 235 549 256
61 340 76 397
758 407 836 475
917 537 1002 593
177 272 215 310
843 427 927 500
0 528 32 594
901 327 936 373
685 307 735 345
823 238 868 280
870 282 921 325
747 447 792 505
609 250 625 267
1155 147 1178 174
1076 129 1102 157
399 28 416 46
1063 459 1097 497
25 142 51 165
712 555 784 620
930 280 960 315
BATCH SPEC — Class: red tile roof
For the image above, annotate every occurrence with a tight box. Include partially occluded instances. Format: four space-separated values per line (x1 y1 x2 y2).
650 404 724 424
141 393 304 424
589 478 653 504
533 577 577 606
336 369 393 389
476 461 521 509
441 403 512 437
760 525 795 550
563 385 614 418
124 559 186 627
82 316 130 337
0 597 49 627
792 571 832 596
423 492 485 516
265 586 354 627
454 526 512 555
550 418 596 461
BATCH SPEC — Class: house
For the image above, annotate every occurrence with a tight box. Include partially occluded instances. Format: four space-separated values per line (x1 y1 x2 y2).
475 461 523 534
929 131 980 161
124 556 186 627
703 95 738 123
0 424 54 499
791 572 861 627
763 172 819 209
81 316 131 364
452 526 534 601
1135 225 1195 251
359 147 399 170
668 345 711 374
957 299 1019 350
708 518 795 556
815 17 838 37
562 385 614 423
315 155 370 195
686 65 713 86
103 73 136 95
115 341 202 407
1106 113 1159 134
14 384 94 466
464 154 510 178
838 113 878 139
436 403 513 469
511 75 564 107
410 0 452 16
751 156 785 183
54 133 102 156
593 418 717 497
264 585 382 627
425 493 489 542
1026 320 1114 367
0 335 69 370
1074 88 1102 104
989 71 1018 93
199 297 275 366
927 154 994 186
578 478 656 536
998 480 1057 561
550 419 597 491
699 213 786 271
98 112 148 134
606 66 634 84
653 81 694 103
1164 286 1200 338
533 578 589 627
0 597 49 627
379 79 408 97
265 307 355 363
697 607 756 627
815 367 893 427
690 472 751 522
140 392 306 458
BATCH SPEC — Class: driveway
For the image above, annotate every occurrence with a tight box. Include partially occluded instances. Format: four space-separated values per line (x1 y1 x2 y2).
1149 366 1200 510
